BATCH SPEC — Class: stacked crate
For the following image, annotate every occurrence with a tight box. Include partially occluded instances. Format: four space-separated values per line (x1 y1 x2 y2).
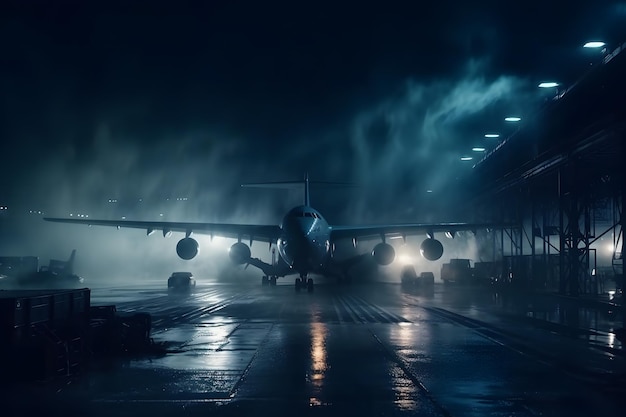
0 288 90 381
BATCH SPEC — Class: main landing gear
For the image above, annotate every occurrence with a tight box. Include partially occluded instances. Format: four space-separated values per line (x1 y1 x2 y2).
295 275 314 293
262 275 277 286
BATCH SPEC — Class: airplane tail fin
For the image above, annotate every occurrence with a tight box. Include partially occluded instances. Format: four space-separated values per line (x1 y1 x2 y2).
47 249 76 275
66 249 76 275
304 173 310 206
241 174 357 206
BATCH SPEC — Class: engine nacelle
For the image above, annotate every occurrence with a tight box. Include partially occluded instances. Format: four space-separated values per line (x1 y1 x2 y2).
420 238 443 261
229 242 251 265
371 242 395 266
176 237 199 260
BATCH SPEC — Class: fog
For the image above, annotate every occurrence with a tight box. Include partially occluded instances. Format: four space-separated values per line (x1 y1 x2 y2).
4 2 579 284
0 56 537 285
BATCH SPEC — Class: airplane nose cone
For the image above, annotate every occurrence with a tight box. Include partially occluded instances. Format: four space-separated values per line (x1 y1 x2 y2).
290 218 313 237
299 222 311 236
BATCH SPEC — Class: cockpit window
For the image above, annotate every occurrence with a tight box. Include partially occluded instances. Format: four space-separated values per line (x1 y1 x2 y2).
294 211 318 218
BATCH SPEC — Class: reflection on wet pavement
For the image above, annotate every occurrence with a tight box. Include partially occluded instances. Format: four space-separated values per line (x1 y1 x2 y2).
4 281 625 416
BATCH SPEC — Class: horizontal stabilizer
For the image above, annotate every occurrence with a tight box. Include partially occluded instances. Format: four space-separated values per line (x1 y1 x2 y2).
241 181 357 189
241 175 358 207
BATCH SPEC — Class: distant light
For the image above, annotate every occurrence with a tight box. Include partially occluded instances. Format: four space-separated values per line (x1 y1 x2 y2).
584 41 605 48
460 156 473 161
426 189 433 193
484 133 500 138
210 236 227 246
472 147 486 152
397 254 413 265
505 116 521 122
538 82 559 88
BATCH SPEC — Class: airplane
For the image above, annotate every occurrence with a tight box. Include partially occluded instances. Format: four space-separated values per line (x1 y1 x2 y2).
44 175 496 292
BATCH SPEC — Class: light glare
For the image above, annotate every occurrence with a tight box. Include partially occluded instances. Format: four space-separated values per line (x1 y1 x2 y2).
472 147 486 152
397 254 413 265
505 117 521 122
606 243 614 254
538 82 559 88
460 156 473 161
583 41 605 48
484 133 500 138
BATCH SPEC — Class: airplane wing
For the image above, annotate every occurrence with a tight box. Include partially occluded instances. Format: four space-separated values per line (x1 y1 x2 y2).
329 222 497 241
43 218 282 244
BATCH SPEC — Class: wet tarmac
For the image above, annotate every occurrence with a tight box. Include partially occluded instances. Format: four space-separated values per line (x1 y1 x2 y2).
4 278 625 417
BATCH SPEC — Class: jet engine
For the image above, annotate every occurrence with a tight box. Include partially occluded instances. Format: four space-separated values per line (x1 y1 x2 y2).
176 237 199 260
371 242 395 265
229 242 251 265
420 238 443 261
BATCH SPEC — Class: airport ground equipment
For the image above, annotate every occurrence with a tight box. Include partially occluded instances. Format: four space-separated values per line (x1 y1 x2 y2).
419 271 435 285
167 271 196 290
0 287 163 383
473 261 501 286
0 288 90 382
88 305 157 356
441 258 473 285
401 265 418 285
401 265 435 286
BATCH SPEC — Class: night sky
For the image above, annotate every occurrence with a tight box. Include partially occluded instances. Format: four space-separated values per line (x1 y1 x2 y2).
1 0 625 226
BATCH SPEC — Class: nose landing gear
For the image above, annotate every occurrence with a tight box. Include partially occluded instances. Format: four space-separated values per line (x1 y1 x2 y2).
262 275 277 286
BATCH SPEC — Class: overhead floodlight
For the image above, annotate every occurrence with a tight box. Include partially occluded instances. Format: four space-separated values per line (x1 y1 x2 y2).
472 147 486 152
538 82 559 88
426 189 433 193
583 41 605 48
484 133 500 138
505 116 521 122
460 156 473 161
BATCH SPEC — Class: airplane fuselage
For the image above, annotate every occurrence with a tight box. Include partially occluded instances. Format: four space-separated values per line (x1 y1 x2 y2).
277 205 331 277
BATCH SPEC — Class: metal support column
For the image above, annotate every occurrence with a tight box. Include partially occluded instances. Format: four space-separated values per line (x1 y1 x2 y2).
558 165 598 296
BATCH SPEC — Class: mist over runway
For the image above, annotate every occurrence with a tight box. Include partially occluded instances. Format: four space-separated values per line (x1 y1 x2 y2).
5 278 624 417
